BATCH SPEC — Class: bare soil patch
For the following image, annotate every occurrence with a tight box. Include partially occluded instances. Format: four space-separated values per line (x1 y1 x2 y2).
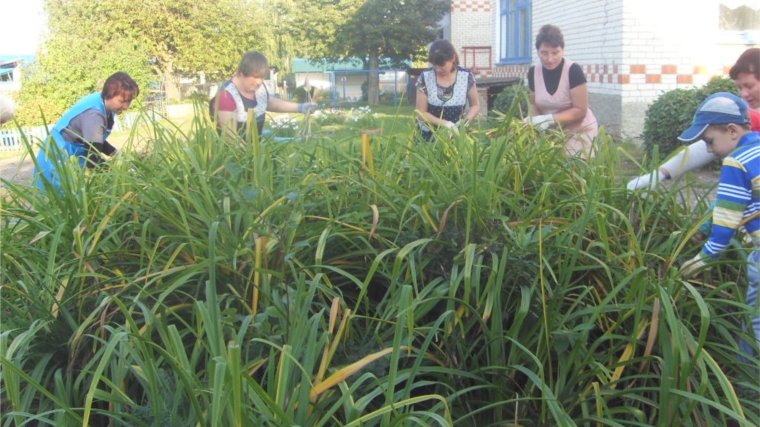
0 152 35 187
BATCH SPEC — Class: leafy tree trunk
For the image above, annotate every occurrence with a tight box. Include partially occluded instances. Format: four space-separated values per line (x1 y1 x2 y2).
162 65 181 103
367 47 380 106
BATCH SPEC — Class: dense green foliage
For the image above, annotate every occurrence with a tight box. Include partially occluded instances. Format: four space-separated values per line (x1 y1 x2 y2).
15 37 154 127
14 0 271 127
1 109 758 426
490 83 531 119
641 76 739 160
43 0 268 82
258 0 303 76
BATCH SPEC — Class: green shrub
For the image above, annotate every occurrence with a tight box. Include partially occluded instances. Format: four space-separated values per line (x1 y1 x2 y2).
490 83 530 118
696 75 740 99
641 76 739 159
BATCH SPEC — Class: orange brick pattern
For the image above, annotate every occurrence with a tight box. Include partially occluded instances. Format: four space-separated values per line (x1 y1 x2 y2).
470 67 493 79
452 0 491 12
677 75 693 84
491 62 723 86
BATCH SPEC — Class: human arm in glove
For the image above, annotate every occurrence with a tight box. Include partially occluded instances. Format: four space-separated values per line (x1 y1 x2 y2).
267 96 317 114
297 102 317 114
523 114 555 130
415 81 455 131
526 83 590 130
85 140 118 169
64 110 118 168
626 140 715 191
442 120 460 135
525 89 552 130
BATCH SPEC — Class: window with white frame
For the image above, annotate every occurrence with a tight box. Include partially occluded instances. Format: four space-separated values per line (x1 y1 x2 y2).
719 1 760 44
499 0 531 63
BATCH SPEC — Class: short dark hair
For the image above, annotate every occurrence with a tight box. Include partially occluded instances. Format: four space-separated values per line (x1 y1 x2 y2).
428 39 459 69
237 51 270 78
729 48 760 81
535 25 565 51
711 122 752 133
101 72 139 101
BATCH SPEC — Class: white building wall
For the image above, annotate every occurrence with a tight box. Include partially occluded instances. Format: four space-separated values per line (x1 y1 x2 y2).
614 0 756 139
450 0 494 78
0 63 25 93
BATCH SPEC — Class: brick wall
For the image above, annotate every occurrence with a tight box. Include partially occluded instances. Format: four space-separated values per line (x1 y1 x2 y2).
451 0 494 78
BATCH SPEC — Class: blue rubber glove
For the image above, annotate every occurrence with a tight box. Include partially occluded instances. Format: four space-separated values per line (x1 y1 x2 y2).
298 103 316 114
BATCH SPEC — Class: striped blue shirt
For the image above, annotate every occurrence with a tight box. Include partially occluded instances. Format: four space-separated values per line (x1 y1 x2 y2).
698 131 760 262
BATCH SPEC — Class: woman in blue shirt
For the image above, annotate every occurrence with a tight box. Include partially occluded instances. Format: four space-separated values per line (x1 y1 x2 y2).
34 72 139 192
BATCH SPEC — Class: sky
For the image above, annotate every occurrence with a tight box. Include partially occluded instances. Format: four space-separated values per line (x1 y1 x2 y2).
0 0 46 56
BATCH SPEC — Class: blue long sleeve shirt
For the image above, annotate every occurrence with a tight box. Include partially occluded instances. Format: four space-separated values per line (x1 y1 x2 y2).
693 131 760 266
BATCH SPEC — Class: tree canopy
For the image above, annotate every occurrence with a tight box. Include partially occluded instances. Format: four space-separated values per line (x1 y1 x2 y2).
16 35 154 126
294 0 448 105
44 0 267 81
16 0 269 125
14 0 449 124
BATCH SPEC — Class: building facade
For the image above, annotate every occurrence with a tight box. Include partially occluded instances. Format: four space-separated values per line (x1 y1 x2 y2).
0 56 34 93
448 0 759 140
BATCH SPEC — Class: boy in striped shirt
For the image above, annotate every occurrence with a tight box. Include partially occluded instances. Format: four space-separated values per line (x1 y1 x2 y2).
680 92 760 359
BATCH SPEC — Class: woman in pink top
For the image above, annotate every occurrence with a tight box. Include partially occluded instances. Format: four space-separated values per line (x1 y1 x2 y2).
525 25 598 158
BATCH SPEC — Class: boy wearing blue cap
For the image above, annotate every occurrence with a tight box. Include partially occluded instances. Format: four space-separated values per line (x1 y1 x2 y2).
679 92 760 359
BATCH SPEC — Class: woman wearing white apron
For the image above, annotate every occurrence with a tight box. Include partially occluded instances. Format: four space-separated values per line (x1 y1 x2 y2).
416 40 480 142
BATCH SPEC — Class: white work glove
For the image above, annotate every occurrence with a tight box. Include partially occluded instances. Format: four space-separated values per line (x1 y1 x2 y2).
442 121 460 135
626 170 666 191
298 102 317 114
524 114 554 131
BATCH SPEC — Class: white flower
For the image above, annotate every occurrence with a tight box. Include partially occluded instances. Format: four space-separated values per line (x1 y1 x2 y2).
270 114 300 136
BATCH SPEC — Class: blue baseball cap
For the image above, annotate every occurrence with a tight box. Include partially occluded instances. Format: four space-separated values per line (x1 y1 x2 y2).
677 92 751 143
